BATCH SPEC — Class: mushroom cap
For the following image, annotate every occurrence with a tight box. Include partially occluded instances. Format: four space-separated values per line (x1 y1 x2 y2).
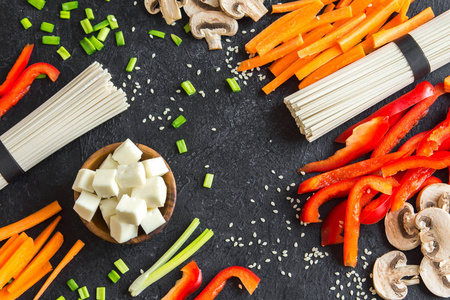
438 192 450 213
145 0 161 14
384 202 420 251
416 207 450 261
416 183 450 211
420 256 450 298
220 0 268 21
201 0 220 7
183 0 221 17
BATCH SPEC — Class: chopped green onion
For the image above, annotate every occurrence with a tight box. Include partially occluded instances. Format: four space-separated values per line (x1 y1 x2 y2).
56 296 66 300
129 218 200 296
80 19 94 34
148 30 165 39
97 27 110 42
42 36 60 45
62 1 78 11
171 115 186 129
176 139 187 154
36 74 47 79
88 36 104 51
184 23 190 33
67 278 79 291
20 18 32 30
115 31 125 46
85 8 95 20
181 80 196 96
226 78 241 92
40 22 54 33
80 37 96 55
171 34 182 46
108 270 120 283
203 173 214 188
60 11 70 19
126 57 137 72
78 286 89 299
107 15 119 29
28 0 46 10
96 287 106 300
93 20 109 31
57 46 71 60
114 259 129 274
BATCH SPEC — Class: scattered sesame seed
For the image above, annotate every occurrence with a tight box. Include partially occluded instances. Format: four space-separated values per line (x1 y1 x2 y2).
197 70 201 75
152 53 156 58
271 170 276 174
122 82 126 88
278 175 284 179
264 185 269 190
159 126 164 131
229 223 233 228
215 89 219 93
186 64 192 68
250 199 255 203
142 119 147 123
251 220 256 224
265 259 271 263
273 210 278 214
260 218 265 223
211 128 216 131
150 88 154 94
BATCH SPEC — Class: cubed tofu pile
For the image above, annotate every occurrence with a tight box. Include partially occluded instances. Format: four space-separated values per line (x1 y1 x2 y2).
72 139 168 243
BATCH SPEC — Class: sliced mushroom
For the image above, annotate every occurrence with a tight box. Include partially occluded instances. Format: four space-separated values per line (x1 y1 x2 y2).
384 202 420 250
373 250 420 300
201 0 220 7
415 207 450 262
420 256 450 297
190 11 238 50
183 0 221 17
145 0 161 13
438 192 450 213
416 183 450 211
219 0 268 21
144 0 186 25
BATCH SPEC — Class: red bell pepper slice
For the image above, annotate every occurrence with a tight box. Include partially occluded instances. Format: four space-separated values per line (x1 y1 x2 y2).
359 194 392 225
416 111 450 157
344 176 398 267
0 44 34 97
298 117 389 174
335 81 435 143
398 130 430 153
438 136 450 151
445 75 450 93
194 266 260 300
161 261 202 300
0 62 59 118
381 151 450 177
371 83 446 158
298 150 408 194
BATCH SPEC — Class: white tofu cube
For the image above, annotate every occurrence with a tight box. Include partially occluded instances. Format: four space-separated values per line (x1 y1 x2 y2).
112 139 142 165
141 208 166 234
116 162 146 189
132 177 167 208
142 157 169 177
118 187 132 201
73 190 102 222
110 215 138 243
99 154 119 170
116 195 147 225
93 169 119 198
99 197 119 228
72 169 96 193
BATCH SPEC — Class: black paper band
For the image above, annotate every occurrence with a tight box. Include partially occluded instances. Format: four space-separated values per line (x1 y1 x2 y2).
394 34 430 81
0 140 24 183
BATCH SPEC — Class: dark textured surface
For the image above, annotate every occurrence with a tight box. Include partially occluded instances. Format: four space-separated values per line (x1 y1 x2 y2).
0 1 449 299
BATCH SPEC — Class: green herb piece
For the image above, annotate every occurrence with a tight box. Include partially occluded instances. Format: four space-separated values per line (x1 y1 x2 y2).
115 31 125 46
106 15 119 29
126 57 137 72
203 173 214 188
108 270 120 283
67 278 79 291
57 46 71 60
88 36 104 51
80 19 94 34
184 23 190 33
78 286 89 299
20 18 32 30
40 22 54 33
56 296 66 300
176 139 187 154
114 259 129 274
85 8 95 20
148 30 165 39
181 80 196 96
171 115 186 129
28 0 46 10
62 1 78 11
93 20 109 31
80 37 96 55
42 36 60 45
171 34 182 46
226 78 241 92
97 27 110 42
36 74 47 79
60 11 70 19
96 287 106 300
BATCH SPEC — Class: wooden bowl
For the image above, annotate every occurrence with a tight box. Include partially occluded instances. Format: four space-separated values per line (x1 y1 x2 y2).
74 143 176 244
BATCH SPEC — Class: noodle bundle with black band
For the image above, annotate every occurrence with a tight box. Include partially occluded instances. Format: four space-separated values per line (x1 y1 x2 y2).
285 9 450 142
0 62 129 190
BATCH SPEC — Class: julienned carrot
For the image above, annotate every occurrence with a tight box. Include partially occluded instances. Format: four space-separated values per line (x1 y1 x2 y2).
398 0 411 21
0 201 62 242
0 237 34 289
379 14 408 31
7 232 63 294
323 2 335 13
299 45 365 89
32 216 61 257
333 0 372 28
445 76 450 93
336 0 352 9
372 7 434 48
295 45 343 81
0 233 28 269
0 234 19 258
272 0 316 13
365 13 391 38
298 13 366 58
33 240 85 300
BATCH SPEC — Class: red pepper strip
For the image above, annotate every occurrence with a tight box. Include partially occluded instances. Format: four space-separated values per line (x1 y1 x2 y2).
162 261 202 300
0 44 34 97
445 75 450 93
438 136 450 151
299 117 390 174
382 151 450 177
371 83 446 158
298 150 409 194
398 130 430 153
0 63 59 118
335 81 435 143
344 176 398 267
360 194 392 225
417 111 450 157
194 266 260 300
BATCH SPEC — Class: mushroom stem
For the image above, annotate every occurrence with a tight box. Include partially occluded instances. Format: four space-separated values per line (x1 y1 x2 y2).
403 209 417 236
159 0 183 25
393 265 420 279
242 0 268 22
204 30 222 50
403 277 420 286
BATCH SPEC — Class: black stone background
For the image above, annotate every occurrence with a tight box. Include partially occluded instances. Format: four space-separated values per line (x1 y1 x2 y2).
0 0 449 299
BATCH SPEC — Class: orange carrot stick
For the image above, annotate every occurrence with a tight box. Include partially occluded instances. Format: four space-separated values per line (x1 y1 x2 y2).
32 216 61 257
336 0 352 9
0 233 28 269
333 0 372 28
372 7 434 48
445 76 450 93
398 0 411 21
33 240 85 300
272 0 335 13
323 2 335 13
0 234 19 258
379 14 408 31
0 237 34 289
0 201 62 242
295 45 344 81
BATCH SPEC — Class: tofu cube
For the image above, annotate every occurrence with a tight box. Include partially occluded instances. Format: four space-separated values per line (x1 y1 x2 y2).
110 215 138 243
93 169 119 198
141 208 166 234
99 197 119 228
131 177 167 208
99 153 119 170
116 195 147 225
116 162 146 189
112 139 142 165
73 190 102 222
72 169 96 193
142 157 169 177
118 187 132 201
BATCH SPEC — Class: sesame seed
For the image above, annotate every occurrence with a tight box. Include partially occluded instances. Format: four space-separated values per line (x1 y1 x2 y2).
186 64 192 68
211 128 217 131
264 185 269 190
159 126 164 131
251 220 256 224
215 89 219 93
197 70 201 75
152 53 156 58
281 270 286 275
278 175 284 179
260 218 265 222
265 259 270 263
273 210 278 214
229 223 233 228
122 82 126 88
142 119 147 123
250 199 255 203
